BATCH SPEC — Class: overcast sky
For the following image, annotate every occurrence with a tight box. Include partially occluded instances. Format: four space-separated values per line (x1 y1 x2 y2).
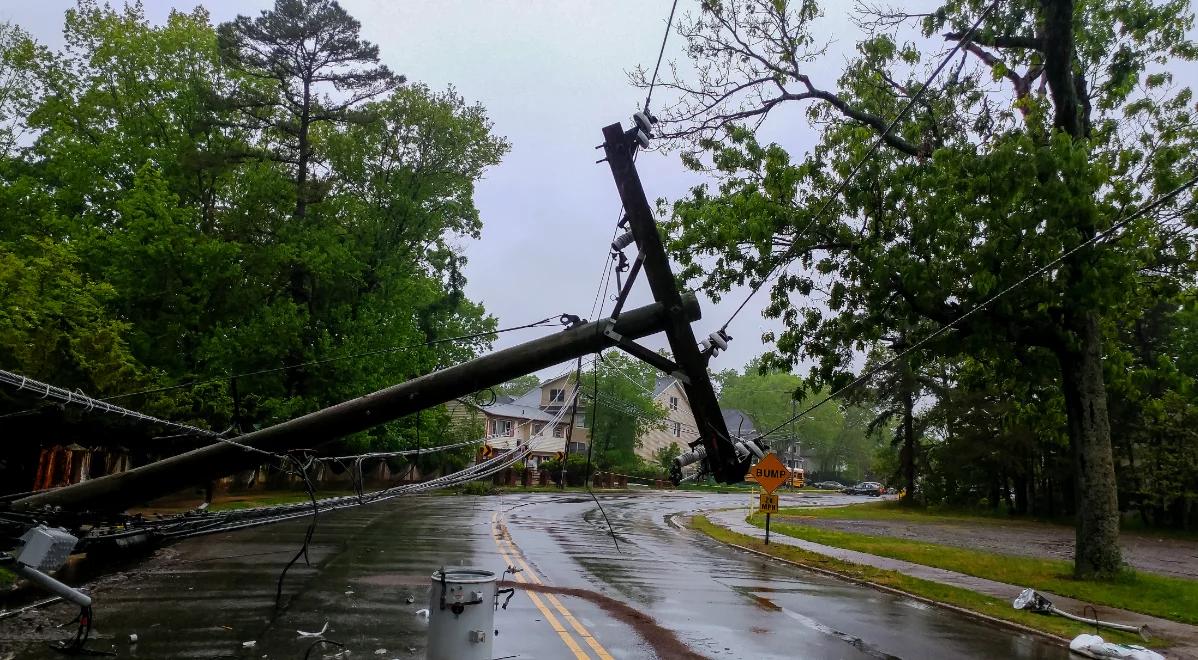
8 1 1191 383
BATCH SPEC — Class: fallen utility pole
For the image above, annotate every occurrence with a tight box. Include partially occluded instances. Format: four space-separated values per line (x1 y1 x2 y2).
10 297 699 514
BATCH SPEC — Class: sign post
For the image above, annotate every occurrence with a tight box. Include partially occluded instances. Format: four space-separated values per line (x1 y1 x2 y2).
751 453 790 546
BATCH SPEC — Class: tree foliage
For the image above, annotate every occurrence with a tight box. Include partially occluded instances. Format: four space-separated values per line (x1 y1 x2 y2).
0 1 508 490
650 0 1198 574
583 351 668 470
715 359 883 482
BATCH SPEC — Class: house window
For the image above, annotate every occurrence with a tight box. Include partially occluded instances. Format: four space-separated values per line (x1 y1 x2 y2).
553 424 565 438
672 421 681 437
549 388 565 402
576 416 586 428
532 422 545 435
491 419 513 437
669 396 679 411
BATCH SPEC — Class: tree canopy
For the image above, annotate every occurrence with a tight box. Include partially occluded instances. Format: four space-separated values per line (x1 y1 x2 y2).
0 0 508 490
647 0 1198 575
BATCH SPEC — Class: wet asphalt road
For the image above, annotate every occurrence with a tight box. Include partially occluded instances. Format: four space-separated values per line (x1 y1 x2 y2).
0 490 1067 659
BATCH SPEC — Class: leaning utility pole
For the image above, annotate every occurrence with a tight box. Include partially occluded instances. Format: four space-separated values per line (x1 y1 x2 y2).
11 297 699 514
599 121 745 484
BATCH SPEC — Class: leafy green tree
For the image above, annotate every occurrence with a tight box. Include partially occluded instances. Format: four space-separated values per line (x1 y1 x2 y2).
0 22 42 157
649 0 1197 576
494 375 541 399
0 0 505 491
583 352 668 470
217 0 402 219
653 443 683 471
715 359 879 480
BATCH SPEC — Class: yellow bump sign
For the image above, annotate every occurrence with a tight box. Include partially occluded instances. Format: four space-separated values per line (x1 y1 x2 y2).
759 492 779 513
750 453 791 494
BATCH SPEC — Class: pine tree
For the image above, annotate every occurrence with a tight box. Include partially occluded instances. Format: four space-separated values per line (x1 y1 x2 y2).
217 0 402 220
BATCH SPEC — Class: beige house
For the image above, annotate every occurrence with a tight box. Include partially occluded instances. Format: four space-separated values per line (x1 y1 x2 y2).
448 372 700 468
447 373 589 469
637 376 699 462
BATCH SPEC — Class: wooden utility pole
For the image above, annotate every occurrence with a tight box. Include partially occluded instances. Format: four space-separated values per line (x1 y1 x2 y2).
600 123 743 483
11 297 699 514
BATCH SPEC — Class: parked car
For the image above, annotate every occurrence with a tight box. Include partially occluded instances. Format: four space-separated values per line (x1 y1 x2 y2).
811 481 845 491
843 481 885 496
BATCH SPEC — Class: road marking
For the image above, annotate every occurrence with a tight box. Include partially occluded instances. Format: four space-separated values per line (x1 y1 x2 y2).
491 512 616 660
490 512 590 660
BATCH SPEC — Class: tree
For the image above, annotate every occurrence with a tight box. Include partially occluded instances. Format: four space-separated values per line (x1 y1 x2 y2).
583 352 668 469
715 359 879 480
494 375 541 398
653 443 683 471
0 1 505 493
649 0 1197 576
217 0 402 220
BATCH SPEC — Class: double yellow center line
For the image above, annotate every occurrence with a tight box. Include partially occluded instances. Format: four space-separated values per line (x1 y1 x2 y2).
490 511 614 660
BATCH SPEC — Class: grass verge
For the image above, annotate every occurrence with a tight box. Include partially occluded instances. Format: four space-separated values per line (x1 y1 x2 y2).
690 515 1150 646
751 513 1198 625
777 500 1198 541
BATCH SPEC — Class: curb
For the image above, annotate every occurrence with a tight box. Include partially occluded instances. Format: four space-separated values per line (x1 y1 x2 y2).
690 517 1072 648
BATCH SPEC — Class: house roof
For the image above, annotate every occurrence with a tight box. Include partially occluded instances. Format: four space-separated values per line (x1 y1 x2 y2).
721 408 758 438
652 376 675 398
477 401 556 422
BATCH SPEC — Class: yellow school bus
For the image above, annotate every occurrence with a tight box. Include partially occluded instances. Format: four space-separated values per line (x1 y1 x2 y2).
744 455 805 488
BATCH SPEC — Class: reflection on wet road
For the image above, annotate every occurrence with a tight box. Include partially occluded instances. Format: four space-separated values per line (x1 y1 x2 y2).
501 492 1065 660
0 491 1067 659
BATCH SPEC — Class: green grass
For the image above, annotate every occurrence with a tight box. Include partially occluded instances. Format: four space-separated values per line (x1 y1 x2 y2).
0 566 14 587
777 500 1075 526
777 500 1198 541
750 513 1198 625
690 516 1152 646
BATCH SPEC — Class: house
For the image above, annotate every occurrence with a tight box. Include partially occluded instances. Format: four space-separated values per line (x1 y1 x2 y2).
637 376 699 462
448 372 702 468
448 373 590 469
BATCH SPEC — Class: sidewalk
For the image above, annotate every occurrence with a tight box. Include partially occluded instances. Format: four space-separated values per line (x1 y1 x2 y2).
707 508 1198 659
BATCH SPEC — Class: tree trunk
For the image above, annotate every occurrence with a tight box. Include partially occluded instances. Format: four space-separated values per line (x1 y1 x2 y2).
902 387 916 505
1059 310 1122 577
296 78 311 220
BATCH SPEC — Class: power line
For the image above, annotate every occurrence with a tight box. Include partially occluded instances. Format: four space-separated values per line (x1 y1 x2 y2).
644 0 681 113
755 171 1198 442
0 368 278 459
718 0 1003 332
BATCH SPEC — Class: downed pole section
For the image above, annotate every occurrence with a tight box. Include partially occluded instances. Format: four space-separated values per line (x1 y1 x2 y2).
10 296 699 514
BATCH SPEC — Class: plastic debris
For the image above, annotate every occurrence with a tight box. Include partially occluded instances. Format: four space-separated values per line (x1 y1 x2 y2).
242 640 257 649
374 650 387 656
1068 634 1164 660
414 609 429 619
128 633 138 643
404 596 414 604
297 621 329 638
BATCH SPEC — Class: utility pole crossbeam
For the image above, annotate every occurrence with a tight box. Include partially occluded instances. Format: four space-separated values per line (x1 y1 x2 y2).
10 297 699 514
600 123 745 484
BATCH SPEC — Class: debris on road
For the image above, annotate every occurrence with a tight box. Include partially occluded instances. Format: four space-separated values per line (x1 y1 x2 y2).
1068 633 1164 660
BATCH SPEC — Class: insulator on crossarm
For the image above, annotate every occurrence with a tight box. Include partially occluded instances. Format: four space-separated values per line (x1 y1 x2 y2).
633 112 654 138
611 231 636 252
